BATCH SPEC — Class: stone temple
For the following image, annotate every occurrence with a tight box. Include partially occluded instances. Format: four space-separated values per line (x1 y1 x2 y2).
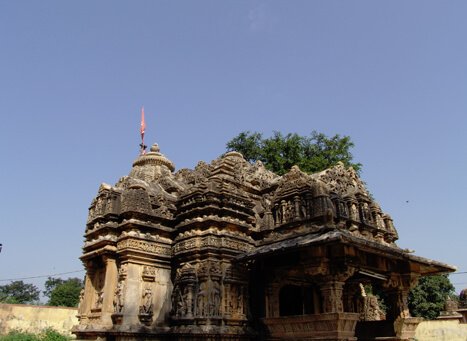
73 143 455 341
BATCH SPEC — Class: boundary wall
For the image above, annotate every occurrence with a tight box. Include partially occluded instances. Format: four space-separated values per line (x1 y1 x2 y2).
415 319 467 341
0 303 78 336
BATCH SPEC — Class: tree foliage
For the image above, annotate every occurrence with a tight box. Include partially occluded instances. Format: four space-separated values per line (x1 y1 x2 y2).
43 277 66 299
0 280 40 304
226 131 362 175
44 277 83 307
408 274 456 320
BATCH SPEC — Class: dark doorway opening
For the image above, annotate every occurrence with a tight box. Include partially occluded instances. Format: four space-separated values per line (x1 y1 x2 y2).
279 284 320 316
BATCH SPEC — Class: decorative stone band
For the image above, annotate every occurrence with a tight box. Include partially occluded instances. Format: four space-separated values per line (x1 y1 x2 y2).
174 236 254 255
117 238 172 257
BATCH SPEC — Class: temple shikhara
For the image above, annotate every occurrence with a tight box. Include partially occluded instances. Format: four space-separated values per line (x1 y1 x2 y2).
73 143 455 341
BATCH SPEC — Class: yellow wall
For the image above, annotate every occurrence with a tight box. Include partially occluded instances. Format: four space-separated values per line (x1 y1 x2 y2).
415 319 467 341
0 303 78 336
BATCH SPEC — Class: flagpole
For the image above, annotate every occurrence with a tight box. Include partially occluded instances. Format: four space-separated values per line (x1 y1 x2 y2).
140 106 147 155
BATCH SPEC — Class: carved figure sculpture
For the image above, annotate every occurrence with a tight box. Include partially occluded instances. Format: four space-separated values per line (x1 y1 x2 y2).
211 280 221 316
77 288 85 315
140 287 153 314
95 290 104 309
359 284 385 321
350 202 358 221
197 281 208 316
113 282 124 313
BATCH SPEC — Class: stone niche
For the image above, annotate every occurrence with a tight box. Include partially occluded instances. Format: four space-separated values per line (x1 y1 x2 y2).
73 144 455 341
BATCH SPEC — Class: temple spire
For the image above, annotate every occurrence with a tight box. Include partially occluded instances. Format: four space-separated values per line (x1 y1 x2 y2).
139 106 147 155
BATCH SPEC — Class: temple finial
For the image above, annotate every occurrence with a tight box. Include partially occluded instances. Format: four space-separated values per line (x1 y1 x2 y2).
140 106 147 155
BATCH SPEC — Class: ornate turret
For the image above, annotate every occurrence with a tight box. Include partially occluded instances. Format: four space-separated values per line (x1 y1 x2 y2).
129 143 175 182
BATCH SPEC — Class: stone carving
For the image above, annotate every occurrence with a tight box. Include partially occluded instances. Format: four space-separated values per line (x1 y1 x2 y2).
444 296 458 313
172 285 187 317
120 187 152 214
226 284 246 317
171 263 197 319
349 201 359 222
139 286 153 315
359 284 385 321
113 282 124 313
196 280 208 316
321 281 345 313
118 264 127 280
143 265 156 279
196 277 221 317
173 235 254 255
94 290 104 310
316 162 369 197
117 239 172 256
77 288 85 316
244 160 279 190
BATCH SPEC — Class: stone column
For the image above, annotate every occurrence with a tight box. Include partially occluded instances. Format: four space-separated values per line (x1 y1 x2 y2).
305 193 312 219
395 289 411 319
294 195 301 220
186 282 194 318
237 285 246 318
320 281 345 313
344 282 360 313
79 270 94 324
384 273 419 320
101 256 118 326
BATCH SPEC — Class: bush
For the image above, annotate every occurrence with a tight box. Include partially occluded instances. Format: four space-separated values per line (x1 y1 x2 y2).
0 329 70 341
41 329 70 341
0 330 39 341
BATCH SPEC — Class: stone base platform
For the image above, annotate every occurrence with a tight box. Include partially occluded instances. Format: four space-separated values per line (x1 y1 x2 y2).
261 313 359 340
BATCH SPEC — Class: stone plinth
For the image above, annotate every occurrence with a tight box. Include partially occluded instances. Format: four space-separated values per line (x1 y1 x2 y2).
393 317 423 340
261 313 359 340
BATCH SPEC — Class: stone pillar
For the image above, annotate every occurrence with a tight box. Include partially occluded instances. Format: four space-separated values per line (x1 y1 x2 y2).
396 289 410 319
101 256 118 326
320 281 345 313
344 282 360 313
384 273 419 320
186 282 194 318
79 270 94 324
294 195 301 220
305 193 312 219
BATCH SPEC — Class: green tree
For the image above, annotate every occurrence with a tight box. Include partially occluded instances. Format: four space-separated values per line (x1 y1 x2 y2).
43 277 65 298
226 131 362 175
0 280 40 304
44 277 83 307
408 274 456 320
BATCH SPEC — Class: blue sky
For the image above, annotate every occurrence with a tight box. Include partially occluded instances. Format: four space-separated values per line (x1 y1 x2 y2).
1 1 466 297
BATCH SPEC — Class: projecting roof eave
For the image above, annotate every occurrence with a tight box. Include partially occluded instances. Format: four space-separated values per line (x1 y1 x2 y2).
236 229 456 275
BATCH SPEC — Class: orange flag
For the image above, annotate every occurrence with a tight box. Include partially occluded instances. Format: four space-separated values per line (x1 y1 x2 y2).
140 106 146 139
